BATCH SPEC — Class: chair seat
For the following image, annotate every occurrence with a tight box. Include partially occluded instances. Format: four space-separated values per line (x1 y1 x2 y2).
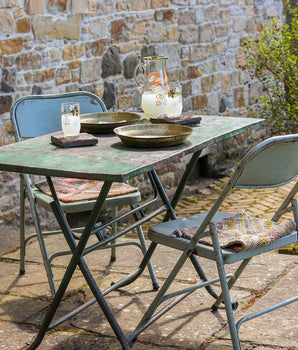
148 212 298 264
32 185 141 214
35 177 138 202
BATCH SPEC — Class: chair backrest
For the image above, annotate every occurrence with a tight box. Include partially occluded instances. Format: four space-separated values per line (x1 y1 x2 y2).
235 134 298 188
189 134 298 245
10 91 107 141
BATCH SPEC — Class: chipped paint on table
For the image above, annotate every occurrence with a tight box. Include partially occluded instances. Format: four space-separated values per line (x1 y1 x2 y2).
0 116 265 181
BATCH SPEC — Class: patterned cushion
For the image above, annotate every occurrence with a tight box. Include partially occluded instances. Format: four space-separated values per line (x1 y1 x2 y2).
35 178 138 203
172 211 296 253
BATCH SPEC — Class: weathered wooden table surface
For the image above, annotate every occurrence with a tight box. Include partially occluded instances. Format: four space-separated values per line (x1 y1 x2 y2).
0 116 264 181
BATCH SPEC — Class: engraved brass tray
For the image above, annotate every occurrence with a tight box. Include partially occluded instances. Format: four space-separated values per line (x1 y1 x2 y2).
80 112 141 133
114 124 193 148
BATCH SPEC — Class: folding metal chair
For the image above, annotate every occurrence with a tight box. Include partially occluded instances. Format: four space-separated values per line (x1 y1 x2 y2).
10 91 158 297
129 134 298 349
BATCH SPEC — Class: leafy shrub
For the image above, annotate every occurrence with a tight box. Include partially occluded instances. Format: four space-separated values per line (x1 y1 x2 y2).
243 3 298 134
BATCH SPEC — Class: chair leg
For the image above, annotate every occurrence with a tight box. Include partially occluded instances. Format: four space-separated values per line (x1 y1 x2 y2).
110 206 117 262
212 258 251 311
210 223 241 350
135 223 159 290
19 175 26 275
24 177 56 296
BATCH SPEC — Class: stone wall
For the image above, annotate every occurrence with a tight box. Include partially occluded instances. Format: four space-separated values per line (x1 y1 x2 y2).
0 0 282 225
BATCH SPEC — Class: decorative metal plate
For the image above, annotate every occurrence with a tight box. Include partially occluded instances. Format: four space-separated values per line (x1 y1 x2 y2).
114 124 193 148
80 112 141 133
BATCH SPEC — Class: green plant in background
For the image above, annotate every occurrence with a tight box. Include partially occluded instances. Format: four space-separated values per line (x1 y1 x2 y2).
243 3 297 134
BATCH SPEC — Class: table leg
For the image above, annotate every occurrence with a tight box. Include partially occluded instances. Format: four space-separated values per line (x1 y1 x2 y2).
26 178 130 350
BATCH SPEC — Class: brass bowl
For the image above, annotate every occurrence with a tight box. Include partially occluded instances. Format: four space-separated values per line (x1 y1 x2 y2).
80 112 141 133
114 124 193 148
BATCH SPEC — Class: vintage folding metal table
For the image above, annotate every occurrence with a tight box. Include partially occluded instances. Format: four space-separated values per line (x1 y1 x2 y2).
0 116 265 349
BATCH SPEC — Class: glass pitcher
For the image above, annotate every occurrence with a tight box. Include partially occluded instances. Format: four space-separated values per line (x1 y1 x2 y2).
135 56 168 119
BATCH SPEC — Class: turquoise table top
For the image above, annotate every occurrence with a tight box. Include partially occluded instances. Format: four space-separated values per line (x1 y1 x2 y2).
0 116 265 182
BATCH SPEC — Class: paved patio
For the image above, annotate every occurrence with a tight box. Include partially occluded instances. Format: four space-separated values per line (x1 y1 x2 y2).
0 177 297 349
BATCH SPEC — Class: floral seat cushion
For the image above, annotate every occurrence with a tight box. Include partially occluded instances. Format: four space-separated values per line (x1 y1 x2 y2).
35 177 138 203
172 211 296 253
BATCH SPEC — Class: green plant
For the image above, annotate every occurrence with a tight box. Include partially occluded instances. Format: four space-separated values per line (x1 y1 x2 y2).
243 3 298 134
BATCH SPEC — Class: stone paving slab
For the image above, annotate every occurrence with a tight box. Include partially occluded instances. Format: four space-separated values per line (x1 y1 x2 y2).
4 235 297 292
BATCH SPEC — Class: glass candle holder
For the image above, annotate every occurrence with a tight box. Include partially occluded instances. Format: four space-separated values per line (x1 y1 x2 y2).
61 102 80 138
166 82 183 118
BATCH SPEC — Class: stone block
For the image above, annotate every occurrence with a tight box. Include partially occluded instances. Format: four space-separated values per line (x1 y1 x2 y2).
146 22 166 43
47 0 69 13
3 55 16 67
117 95 132 109
213 40 224 55
215 24 229 38
0 37 23 55
25 0 45 14
32 14 82 42
88 0 96 11
66 83 79 92
123 53 139 79
167 24 178 41
201 75 213 93
102 81 115 109
55 67 71 85
63 44 74 61
116 1 126 11
233 16 247 32
190 44 212 62
0 68 16 93
73 43 85 58
111 19 130 42
0 11 15 34
155 9 174 21
13 8 24 18
182 81 191 99
188 65 204 79
222 72 231 94
42 48 61 67
131 0 150 11
71 68 80 82
72 0 87 12
199 23 215 42
193 94 207 110
80 58 101 83
70 60 80 69
179 25 199 44
16 51 42 71
131 20 146 40
236 48 246 68
234 86 244 107
179 10 195 25
0 95 12 114
151 0 169 7
101 46 121 78
0 0 20 7
204 5 219 21
16 17 31 33
158 43 180 69
221 9 232 22
90 38 109 56
87 18 109 39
